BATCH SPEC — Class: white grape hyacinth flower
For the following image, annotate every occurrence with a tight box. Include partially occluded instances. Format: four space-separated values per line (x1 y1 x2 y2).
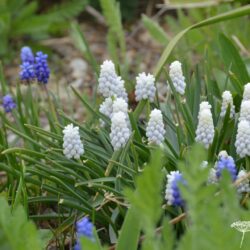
236 170 250 194
220 90 235 118
199 101 212 113
195 108 214 149
235 120 250 158
98 60 127 101
169 60 186 95
198 101 212 119
110 111 131 151
135 72 156 102
112 97 130 128
208 168 218 184
200 161 208 168
243 83 250 100
99 97 113 126
200 161 218 184
218 150 228 158
63 124 84 159
239 100 250 123
112 97 128 114
146 109 165 145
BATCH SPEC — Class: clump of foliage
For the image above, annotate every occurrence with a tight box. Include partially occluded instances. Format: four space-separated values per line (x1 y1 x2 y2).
0 197 43 250
0 0 87 60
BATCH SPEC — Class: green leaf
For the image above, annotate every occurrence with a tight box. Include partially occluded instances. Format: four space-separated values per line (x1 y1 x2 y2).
219 33 249 93
14 1 38 22
116 208 141 250
39 229 53 249
100 0 126 60
142 15 168 45
79 236 103 250
2 147 46 158
46 0 87 22
0 197 42 250
154 5 250 78
71 22 99 77
0 61 7 94
13 16 51 35
71 86 110 124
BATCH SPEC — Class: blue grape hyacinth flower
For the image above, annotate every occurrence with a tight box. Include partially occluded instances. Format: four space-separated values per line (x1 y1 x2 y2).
20 62 35 82
20 46 34 64
216 153 237 181
74 217 93 250
2 94 16 113
35 51 50 84
165 171 185 206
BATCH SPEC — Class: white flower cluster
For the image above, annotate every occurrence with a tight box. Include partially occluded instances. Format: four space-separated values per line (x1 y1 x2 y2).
235 120 250 158
146 109 165 145
220 90 235 118
165 171 184 206
110 111 131 151
236 170 250 194
207 168 217 184
99 97 113 126
113 97 130 128
199 101 211 113
200 161 217 184
218 150 228 158
195 102 214 149
239 100 250 123
99 96 130 127
98 60 127 101
169 61 186 95
235 84 250 158
112 97 128 114
243 83 250 100
62 124 84 159
135 72 156 102
99 97 113 118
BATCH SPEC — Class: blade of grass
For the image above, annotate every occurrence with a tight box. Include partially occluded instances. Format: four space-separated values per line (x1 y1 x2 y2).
154 5 250 78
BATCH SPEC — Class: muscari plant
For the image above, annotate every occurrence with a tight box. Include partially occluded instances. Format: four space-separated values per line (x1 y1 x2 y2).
1 4 250 250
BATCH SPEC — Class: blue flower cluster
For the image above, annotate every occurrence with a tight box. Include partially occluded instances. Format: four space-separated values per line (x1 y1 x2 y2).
19 46 50 84
20 46 34 64
2 94 16 113
165 171 185 207
34 52 50 84
20 62 35 81
216 155 237 181
165 152 244 207
74 217 93 250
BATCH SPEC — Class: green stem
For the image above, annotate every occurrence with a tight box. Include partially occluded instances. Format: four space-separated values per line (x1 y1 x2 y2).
133 99 147 121
146 100 151 121
105 150 121 177
246 157 250 172
43 85 60 134
77 159 91 180
240 232 245 248
0 61 7 94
